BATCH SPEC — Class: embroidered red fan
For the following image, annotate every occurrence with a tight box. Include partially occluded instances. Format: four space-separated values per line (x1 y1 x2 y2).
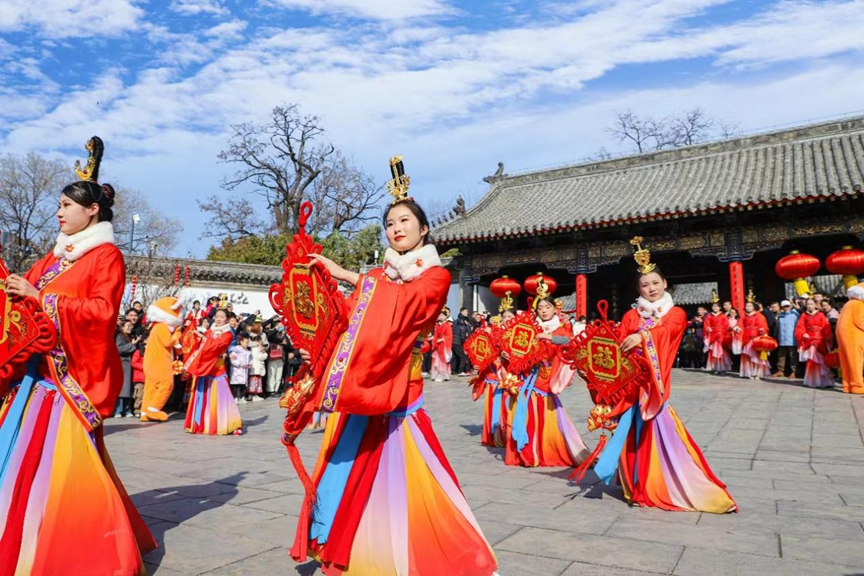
494 312 549 375
558 300 644 408
268 202 348 437
0 256 58 391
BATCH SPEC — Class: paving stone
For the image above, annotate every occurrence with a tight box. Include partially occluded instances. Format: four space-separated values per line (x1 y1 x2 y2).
497 527 683 573
138 497 285 529
781 534 864 568
493 549 572 576
673 547 853 576
143 523 277 574
200 547 312 575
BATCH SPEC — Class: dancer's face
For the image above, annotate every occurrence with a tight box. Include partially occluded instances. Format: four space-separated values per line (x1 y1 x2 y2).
213 310 228 327
637 272 667 303
56 192 98 235
536 299 556 322
385 204 428 253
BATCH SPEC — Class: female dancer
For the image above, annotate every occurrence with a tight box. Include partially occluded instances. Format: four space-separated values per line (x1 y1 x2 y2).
0 140 156 574
739 299 770 380
475 308 508 448
431 309 453 381
504 286 589 468
703 300 731 374
795 298 834 388
184 308 244 435
292 190 497 575
593 240 737 513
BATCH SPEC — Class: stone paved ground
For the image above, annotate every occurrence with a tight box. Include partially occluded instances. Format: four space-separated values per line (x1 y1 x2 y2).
106 370 864 576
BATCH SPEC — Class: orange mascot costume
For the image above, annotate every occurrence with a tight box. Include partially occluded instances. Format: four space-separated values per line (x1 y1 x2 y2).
837 282 864 394
141 296 184 421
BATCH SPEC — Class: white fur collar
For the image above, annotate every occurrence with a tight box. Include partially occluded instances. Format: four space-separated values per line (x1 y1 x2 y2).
848 284 864 301
539 315 561 334
53 221 115 262
635 292 675 319
210 323 232 337
383 244 441 282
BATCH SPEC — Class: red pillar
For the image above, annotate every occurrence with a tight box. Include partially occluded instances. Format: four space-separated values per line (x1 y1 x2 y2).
729 261 745 314
576 273 588 318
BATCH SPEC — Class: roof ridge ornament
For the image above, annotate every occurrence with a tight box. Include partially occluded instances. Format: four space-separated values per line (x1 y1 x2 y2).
629 236 656 275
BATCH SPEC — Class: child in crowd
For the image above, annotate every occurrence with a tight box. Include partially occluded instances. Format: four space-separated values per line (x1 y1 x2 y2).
248 334 267 402
229 333 251 404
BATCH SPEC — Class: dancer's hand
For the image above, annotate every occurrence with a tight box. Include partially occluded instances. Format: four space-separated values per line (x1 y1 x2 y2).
298 348 311 364
621 333 642 353
5 275 39 299
309 254 359 285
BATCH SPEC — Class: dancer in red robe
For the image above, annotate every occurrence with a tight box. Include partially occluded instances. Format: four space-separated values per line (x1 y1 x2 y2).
739 299 770 379
795 298 834 388
0 138 155 575
290 175 496 575
503 282 589 468
703 301 731 373
184 309 243 435
431 309 453 381
592 238 737 513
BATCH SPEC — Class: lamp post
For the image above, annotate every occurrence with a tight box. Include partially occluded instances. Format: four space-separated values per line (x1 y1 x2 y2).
130 214 141 254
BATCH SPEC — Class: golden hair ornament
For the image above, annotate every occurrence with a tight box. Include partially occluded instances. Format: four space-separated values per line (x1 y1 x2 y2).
386 155 412 205
711 289 720 304
74 136 104 182
746 289 756 303
629 236 656 275
499 292 515 313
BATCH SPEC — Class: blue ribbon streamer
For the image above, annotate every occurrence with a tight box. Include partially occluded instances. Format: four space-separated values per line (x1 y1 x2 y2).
511 368 539 452
0 362 39 485
490 384 503 437
594 405 635 485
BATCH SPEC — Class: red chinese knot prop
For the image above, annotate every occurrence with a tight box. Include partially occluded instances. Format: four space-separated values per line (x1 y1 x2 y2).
559 301 644 408
464 327 498 373
0 257 58 391
494 313 549 375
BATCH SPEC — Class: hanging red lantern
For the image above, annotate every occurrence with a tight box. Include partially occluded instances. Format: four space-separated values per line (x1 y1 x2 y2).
825 351 840 369
752 334 778 361
130 273 137 298
826 246 864 291
184 265 191 287
524 272 557 296
775 250 820 296
490 275 522 298
174 264 180 287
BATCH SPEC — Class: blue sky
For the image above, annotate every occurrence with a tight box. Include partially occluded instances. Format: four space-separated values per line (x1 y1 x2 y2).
2 0 864 257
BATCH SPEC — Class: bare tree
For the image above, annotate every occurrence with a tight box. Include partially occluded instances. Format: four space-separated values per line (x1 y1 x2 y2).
306 152 384 237
196 195 266 241
114 187 183 256
669 108 715 147
718 120 743 140
0 153 71 270
607 110 674 153
589 147 613 161
211 104 336 238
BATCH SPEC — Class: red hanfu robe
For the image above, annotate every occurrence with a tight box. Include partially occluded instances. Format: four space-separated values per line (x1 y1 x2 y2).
795 311 834 388
603 305 737 513
703 312 731 372
739 312 770 378
293 262 497 576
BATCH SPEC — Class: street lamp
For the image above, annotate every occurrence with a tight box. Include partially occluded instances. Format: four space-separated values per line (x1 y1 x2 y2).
130 214 141 254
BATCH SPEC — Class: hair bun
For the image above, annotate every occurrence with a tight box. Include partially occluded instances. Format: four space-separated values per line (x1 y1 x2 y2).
101 183 116 207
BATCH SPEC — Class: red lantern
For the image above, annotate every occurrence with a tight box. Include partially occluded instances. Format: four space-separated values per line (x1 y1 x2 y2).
490 275 522 298
825 351 840 369
174 264 180 287
752 334 778 361
524 272 557 296
826 246 864 291
184 265 191 287
775 251 820 296
130 273 137 298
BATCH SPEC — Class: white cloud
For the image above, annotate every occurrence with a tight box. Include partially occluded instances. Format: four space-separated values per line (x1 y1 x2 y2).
3 0 864 254
267 0 452 20
169 0 228 16
0 0 143 38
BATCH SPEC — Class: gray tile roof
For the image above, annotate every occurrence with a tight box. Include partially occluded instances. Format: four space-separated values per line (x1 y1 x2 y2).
670 282 719 306
435 116 864 244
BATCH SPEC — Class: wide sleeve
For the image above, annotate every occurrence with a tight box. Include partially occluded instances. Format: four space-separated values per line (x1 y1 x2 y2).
794 314 806 347
187 330 234 376
115 334 137 357
40 249 125 333
757 314 769 335
820 314 833 349
638 307 686 420
327 267 452 415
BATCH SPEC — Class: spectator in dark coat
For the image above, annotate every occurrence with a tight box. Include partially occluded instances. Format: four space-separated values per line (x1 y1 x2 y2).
452 308 474 375
114 320 140 417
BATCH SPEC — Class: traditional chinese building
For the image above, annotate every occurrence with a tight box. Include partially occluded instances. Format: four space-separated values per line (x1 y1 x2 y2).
433 116 864 319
